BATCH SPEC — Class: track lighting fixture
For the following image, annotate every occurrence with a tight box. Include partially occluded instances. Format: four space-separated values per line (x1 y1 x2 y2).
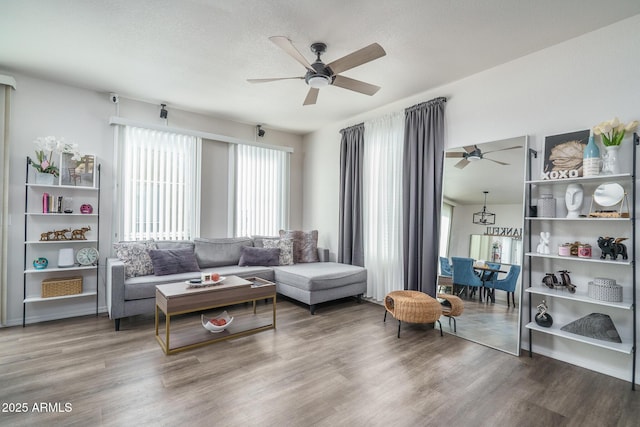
160 104 168 119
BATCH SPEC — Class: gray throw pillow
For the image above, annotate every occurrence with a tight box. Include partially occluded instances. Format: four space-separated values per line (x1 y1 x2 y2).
148 248 201 276
194 237 254 268
263 238 294 265
238 246 280 267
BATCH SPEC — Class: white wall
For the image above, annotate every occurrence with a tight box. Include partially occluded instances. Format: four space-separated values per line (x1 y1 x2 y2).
448 203 523 260
302 14 640 382
3 73 304 326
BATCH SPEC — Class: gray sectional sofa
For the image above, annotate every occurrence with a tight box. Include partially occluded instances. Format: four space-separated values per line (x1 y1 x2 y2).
106 236 367 330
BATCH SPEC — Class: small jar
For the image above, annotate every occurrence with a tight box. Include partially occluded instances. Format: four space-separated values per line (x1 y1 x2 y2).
558 243 572 256
570 242 580 257
578 243 592 258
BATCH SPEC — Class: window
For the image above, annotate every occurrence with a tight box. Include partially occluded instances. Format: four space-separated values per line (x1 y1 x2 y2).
440 202 453 258
234 144 289 236
119 126 201 241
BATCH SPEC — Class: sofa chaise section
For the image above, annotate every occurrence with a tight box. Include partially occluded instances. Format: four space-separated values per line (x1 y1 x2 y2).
273 262 367 315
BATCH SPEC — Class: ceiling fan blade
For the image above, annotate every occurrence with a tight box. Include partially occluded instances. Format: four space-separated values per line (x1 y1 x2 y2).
303 88 319 106
463 145 477 153
247 77 304 83
482 146 523 155
485 157 509 166
326 43 386 75
446 152 466 158
332 75 380 96
455 158 470 169
269 36 315 72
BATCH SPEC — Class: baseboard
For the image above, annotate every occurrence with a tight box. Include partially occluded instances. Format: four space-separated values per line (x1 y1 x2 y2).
2 305 108 327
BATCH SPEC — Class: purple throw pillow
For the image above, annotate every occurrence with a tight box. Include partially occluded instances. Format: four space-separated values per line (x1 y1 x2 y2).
148 248 201 276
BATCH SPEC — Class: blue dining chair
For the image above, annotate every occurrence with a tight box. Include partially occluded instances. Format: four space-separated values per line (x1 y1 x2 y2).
439 257 452 277
482 262 501 301
488 265 521 307
451 257 483 299
438 257 454 294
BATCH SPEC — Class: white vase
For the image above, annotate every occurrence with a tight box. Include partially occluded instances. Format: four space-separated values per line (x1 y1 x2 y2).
34 171 55 185
601 145 621 175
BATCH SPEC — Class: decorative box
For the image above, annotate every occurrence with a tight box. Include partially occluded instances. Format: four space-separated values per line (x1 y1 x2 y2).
588 277 622 302
41 276 83 298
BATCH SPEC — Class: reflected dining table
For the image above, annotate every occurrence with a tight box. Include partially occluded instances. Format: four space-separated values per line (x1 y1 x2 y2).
473 265 507 303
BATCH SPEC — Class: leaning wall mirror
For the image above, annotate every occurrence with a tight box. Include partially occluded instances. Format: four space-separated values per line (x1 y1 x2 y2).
439 136 527 355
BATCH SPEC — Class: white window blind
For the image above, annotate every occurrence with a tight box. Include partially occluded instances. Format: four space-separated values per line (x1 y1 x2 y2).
121 126 200 241
235 144 289 236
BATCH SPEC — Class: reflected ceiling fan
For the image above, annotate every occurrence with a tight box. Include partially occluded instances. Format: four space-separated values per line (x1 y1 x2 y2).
247 36 386 106
446 145 522 169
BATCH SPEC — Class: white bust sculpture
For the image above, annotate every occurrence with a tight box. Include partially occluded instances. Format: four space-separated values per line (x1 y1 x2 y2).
565 183 584 218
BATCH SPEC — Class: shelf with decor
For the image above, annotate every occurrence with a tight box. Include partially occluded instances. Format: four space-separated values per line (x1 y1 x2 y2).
24 265 98 274
525 322 633 354
25 239 98 245
23 156 101 326
525 286 633 311
23 291 98 304
525 252 632 265
523 131 637 389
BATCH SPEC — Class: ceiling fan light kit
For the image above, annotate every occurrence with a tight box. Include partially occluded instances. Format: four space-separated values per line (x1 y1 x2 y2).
306 75 331 88
446 144 522 169
248 36 386 105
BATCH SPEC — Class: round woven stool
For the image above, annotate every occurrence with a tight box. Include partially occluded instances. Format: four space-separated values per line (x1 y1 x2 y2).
383 290 442 338
437 293 464 332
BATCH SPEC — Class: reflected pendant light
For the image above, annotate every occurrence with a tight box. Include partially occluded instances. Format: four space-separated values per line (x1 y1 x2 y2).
473 191 496 225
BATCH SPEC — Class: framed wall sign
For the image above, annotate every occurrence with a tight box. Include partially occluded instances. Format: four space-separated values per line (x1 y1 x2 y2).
542 130 590 180
60 154 96 187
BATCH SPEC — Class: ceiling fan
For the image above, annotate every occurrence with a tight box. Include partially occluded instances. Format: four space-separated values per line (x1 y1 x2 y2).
446 145 522 169
247 36 386 106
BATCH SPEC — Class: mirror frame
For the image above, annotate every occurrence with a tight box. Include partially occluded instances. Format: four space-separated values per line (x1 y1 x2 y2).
440 135 528 356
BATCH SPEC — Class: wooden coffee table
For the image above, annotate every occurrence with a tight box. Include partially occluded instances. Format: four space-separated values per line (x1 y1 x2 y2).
155 275 276 354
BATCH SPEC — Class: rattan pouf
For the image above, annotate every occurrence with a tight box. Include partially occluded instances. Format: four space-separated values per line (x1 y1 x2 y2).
437 293 464 332
383 290 443 338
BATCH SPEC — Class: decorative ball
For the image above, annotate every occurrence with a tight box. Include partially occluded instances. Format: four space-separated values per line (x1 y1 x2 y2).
33 257 49 270
80 204 93 214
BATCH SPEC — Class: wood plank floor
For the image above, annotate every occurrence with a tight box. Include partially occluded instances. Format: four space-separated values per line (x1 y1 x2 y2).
1 298 639 427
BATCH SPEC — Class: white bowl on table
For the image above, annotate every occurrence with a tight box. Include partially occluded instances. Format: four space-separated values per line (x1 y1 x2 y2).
201 311 233 333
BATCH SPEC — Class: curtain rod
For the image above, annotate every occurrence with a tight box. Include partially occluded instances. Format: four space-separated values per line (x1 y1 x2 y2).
108 116 294 153
406 96 447 113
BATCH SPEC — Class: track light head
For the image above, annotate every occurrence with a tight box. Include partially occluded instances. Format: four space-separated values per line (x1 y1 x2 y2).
257 125 265 137
160 104 168 119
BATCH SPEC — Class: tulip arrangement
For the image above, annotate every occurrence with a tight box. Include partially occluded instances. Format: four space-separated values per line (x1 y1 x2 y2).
32 136 81 177
592 118 638 147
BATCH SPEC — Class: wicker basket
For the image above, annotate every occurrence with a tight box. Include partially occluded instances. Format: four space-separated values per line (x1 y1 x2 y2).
42 277 83 298
588 278 622 302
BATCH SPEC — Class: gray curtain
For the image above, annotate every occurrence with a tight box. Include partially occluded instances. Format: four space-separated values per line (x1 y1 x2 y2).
338 123 365 266
402 97 446 296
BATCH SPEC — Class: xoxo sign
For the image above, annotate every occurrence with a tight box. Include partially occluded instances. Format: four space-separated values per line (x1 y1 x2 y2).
541 169 580 180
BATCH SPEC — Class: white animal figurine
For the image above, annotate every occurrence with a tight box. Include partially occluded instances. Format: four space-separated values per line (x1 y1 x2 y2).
537 232 551 254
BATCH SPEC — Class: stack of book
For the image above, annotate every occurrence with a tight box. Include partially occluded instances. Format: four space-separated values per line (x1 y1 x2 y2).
42 193 64 214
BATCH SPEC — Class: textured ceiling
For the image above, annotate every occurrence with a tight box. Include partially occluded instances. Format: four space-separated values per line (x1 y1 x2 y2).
1 1 639 134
